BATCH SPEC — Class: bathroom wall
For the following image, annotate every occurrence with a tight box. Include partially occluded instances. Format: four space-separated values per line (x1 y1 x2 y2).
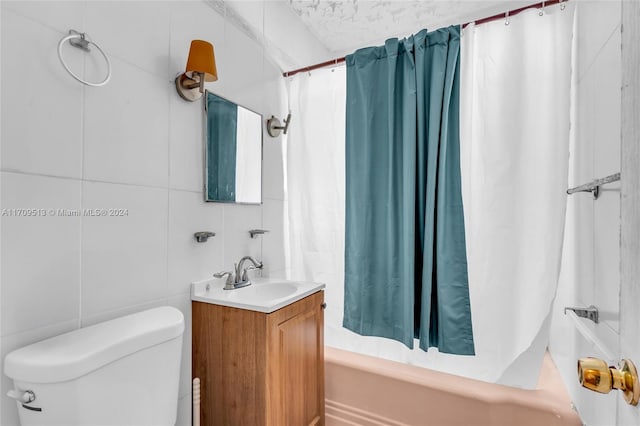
0 1 287 425
549 1 622 425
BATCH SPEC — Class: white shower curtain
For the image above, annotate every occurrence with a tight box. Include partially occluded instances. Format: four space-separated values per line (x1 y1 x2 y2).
285 66 346 330
459 3 575 386
285 2 575 388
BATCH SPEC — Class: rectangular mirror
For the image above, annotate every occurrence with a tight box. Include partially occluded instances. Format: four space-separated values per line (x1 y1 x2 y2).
204 91 262 204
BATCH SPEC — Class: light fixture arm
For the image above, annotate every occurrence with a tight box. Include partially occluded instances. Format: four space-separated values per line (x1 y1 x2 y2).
181 72 205 91
175 72 207 101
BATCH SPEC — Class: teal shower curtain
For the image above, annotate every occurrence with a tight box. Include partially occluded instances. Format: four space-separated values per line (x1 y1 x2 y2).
343 27 474 355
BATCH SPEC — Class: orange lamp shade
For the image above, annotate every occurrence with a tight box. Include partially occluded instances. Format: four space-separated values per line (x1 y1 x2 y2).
185 40 217 82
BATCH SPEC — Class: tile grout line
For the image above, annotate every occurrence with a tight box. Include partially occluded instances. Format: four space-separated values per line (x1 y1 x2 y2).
166 6 173 312
0 169 197 193
78 0 86 329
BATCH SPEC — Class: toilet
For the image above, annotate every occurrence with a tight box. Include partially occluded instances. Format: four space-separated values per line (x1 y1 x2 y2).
4 306 184 426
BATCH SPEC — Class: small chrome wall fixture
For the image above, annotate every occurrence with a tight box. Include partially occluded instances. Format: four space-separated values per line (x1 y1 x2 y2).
566 172 620 200
267 113 291 137
58 29 111 87
194 231 216 243
175 40 218 102
578 357 639 405
564 305 599 323
249 229 269 239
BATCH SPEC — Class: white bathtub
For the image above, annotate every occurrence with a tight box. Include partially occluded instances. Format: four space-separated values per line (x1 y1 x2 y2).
324 346 582 426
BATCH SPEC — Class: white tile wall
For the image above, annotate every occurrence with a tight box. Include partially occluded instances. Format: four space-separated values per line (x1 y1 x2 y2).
0 2 287 425
262 199 287 275
216 21 265 112
1 1 85 34
83 1 170 78
168 190 224 296
591 20 622 334
1 10 84 178
575 0 621 83
1 172 82 336
592 28 622 177
81 181 169 318
222 203 262 265
262 125 287 200
168 91 205 192
81 298 168 328
83 58 170 187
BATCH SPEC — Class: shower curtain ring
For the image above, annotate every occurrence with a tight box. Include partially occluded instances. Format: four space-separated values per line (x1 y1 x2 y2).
539 2 545 16
504 11 510 26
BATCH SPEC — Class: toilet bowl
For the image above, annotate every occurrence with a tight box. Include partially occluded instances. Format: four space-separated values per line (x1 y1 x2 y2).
4 306 184 426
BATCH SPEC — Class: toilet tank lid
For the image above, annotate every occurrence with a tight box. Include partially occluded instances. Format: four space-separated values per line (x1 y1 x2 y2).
4 306 184 384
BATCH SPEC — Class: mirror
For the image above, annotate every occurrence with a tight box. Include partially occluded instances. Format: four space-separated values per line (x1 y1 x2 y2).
204 91 262 204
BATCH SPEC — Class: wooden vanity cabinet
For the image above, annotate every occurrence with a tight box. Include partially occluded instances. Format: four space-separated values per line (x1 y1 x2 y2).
192 291 325 426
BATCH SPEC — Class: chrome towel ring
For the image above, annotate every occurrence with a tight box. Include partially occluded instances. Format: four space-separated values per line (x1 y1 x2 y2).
57 29 111 87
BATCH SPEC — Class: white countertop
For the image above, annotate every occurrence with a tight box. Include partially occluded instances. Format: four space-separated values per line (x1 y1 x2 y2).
191 277 325 313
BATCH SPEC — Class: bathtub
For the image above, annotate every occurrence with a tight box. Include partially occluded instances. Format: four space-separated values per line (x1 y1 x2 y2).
324 346 582 426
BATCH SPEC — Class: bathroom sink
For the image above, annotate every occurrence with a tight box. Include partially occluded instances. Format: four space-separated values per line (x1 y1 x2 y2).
228 282 298 304
191 278 325 313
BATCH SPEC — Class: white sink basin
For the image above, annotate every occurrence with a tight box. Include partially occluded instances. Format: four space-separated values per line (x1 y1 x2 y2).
228 282 298 304
191 278 325 313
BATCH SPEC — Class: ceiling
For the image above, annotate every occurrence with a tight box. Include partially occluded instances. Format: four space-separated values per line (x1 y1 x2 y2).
219 0 538 72
285 0 536 57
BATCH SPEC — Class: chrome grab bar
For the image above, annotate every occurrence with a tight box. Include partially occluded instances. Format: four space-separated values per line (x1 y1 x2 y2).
566 172 620 199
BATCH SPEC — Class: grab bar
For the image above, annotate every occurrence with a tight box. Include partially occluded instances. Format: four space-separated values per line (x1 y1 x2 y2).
566 172 620 200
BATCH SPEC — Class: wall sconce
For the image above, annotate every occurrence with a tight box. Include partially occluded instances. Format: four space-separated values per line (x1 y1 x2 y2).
267 113 292 137
175 40 217 102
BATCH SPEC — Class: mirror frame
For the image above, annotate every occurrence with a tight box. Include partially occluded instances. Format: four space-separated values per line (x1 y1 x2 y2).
203 90 263 205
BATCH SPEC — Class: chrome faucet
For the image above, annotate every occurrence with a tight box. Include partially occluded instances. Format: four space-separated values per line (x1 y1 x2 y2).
235 256 263 284
214 256 263 290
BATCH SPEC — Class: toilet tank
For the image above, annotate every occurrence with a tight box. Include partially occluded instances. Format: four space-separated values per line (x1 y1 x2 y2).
4 306 184 426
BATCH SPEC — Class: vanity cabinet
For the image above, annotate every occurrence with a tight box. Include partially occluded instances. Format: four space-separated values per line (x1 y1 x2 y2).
192 290 325 426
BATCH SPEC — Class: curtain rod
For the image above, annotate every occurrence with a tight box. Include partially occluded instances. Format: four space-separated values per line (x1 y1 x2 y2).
282 0 568 78
283 57 346 78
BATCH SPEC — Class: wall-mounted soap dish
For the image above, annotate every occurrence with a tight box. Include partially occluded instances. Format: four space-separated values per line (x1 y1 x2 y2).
194 232 216 243
249 229 269 239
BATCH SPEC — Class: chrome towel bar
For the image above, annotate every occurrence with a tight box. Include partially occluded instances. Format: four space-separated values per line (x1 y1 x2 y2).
566 172 620 199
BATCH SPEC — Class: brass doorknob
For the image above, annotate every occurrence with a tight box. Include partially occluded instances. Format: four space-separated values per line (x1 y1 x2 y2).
577 357 639 405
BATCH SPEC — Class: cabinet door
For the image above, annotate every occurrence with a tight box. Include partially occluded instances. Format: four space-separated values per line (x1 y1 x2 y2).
192 302 268 426
268 292 324 426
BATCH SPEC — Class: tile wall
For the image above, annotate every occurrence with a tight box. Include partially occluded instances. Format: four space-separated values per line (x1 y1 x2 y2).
0 2 288 424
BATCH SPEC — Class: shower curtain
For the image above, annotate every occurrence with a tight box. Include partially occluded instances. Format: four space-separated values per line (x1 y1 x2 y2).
286 2 574 388
459 3 574 386
343 27 474 355
285 66 346 330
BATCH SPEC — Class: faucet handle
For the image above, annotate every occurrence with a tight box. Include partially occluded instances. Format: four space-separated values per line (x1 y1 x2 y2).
213 271 234 289
240 263 263 281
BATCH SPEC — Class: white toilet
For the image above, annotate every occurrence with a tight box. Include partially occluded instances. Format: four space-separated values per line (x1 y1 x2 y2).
4 306 184 426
